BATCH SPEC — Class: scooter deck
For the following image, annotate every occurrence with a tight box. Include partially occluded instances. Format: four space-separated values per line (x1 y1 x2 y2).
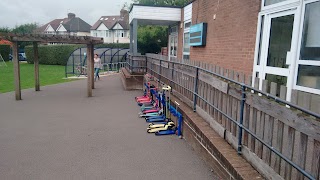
155 129 176 136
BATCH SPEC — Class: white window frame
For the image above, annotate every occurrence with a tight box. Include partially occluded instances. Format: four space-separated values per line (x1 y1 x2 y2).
168 25 179 60
183 20 191 59
253 0 320 97
261 0 300 11
293 0 320 94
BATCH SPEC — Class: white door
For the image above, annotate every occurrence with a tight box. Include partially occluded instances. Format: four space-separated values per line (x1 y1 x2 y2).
168 35 178 60
256 9 298 93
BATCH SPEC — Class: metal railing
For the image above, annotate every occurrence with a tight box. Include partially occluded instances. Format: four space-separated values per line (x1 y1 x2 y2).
127 53 319 180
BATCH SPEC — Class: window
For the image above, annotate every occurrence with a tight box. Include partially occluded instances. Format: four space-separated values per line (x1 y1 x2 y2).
184 22 191 29
264 0 288 6
296 1 320 91
170 26 178 34
297 65 320 90
300 1 320 61
183 33 190 53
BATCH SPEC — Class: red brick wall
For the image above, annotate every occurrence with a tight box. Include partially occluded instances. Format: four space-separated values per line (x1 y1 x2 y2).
190 0 260 77
177 8 184 60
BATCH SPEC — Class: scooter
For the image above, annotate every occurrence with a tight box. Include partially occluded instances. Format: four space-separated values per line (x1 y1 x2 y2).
147 123 175 133
148 122 175 129
139 109 163 118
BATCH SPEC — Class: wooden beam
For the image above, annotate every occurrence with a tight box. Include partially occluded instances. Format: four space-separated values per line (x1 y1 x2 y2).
33 42 40 91
91 45 94 89
87 44 93 97
0 33 104 44
12 41 21 100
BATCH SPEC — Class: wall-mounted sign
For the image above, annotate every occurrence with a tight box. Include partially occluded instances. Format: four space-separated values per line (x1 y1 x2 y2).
190 23 207 47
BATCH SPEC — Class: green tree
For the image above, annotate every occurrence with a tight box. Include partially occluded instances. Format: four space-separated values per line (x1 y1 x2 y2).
12 23 39 48
0 27 11 33
131 0 191 54
12 23 38 34
138 25 168 54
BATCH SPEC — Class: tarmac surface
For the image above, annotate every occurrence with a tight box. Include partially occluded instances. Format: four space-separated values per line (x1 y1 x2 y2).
0 74 217 180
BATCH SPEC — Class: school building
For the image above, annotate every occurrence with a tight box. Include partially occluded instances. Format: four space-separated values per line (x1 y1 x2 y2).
129 0 320 102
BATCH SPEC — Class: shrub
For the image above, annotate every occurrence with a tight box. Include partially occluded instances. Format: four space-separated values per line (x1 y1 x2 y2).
25 43 130 65
25 45 82 65
95 43 130 49
0 45 10 61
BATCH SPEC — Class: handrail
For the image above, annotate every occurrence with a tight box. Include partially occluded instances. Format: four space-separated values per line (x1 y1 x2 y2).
126 53 318 180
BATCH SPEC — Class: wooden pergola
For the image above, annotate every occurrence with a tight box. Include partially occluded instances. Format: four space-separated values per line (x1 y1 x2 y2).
0 33 104 100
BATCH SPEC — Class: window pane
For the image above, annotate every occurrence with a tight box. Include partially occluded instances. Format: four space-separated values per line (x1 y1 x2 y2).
184 33 190 53
266 74 287 86
184 22 191 29
265 0 288 6
297 65 320 90
267 14 294 68
300 1 320 61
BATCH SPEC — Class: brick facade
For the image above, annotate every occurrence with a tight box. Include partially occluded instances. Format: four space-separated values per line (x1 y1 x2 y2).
189 0 260 77
177 8 184 60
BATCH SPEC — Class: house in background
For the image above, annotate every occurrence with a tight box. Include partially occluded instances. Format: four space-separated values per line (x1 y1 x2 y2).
90 9 129 43
36 13 91 36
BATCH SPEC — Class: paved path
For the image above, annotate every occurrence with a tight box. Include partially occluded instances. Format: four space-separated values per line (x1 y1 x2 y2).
0 74 216 180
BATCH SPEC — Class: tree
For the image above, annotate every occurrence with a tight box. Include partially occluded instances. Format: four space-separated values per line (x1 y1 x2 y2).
13 23 39 48
12 23 38 34
130 0 191 54
138 25 168 54
0 27 11 33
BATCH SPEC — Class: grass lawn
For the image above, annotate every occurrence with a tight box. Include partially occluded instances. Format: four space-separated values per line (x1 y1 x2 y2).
0 62 76 93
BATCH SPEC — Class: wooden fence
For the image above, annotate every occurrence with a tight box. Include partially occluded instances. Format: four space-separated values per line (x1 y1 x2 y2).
140 53 320 180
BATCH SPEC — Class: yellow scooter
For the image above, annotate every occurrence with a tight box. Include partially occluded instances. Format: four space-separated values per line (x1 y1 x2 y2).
148 122 175 129
147 122 175 133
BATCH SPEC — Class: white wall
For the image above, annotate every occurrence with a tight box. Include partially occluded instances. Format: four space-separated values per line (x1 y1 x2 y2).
184 3 192 21
130 6 181 24
77 32 90 36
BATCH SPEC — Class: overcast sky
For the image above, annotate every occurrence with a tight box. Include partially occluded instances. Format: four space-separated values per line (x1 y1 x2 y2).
0 0 133 28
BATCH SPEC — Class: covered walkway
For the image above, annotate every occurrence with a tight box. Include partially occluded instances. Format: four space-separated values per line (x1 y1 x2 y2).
0 74 216 179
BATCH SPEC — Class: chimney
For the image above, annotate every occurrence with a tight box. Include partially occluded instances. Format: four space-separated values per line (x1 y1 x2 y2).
68 13 76 19
120 9 128 18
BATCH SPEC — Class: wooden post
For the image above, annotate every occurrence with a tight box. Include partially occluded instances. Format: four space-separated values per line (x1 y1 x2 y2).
87 44 93 97
33 42 40 91
12 41 21 100
91 45 94 89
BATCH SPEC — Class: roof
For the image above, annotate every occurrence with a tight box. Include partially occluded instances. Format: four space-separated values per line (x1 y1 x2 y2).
0 39 13 46
36 14 91 33
91 15 129 30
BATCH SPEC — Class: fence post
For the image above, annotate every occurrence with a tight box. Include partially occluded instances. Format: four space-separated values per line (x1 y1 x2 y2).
171 62 174 92
193 67 199 112
237 84 247 154
159 59 162 85
145 56 148 73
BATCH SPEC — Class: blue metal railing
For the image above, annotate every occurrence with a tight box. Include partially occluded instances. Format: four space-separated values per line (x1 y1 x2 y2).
127 54 319 180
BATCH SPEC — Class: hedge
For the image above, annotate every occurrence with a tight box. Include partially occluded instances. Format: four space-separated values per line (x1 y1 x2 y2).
95 43 129 49
26 45 82 65
0 45 10 61
25 43 130 65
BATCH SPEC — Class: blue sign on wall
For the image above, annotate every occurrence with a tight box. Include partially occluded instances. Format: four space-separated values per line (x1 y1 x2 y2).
190 23 207 47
